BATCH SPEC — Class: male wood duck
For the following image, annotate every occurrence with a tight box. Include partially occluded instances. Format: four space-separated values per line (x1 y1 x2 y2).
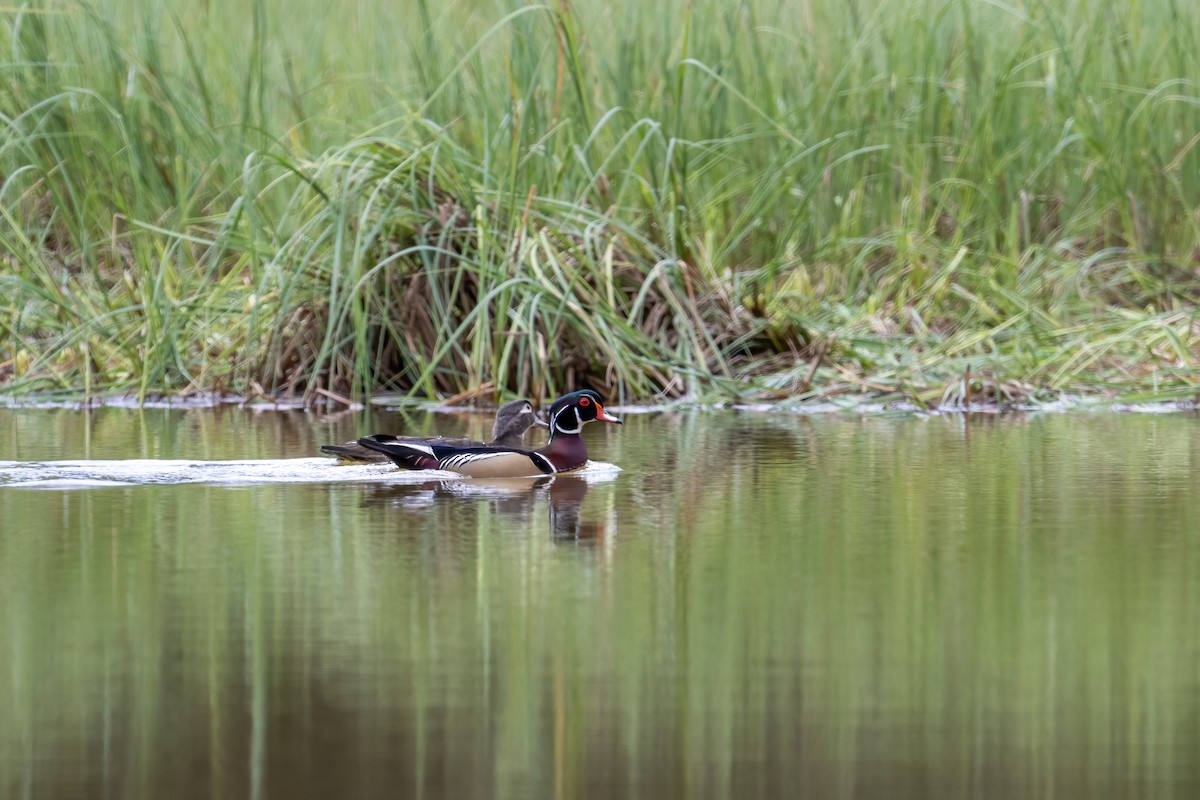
356 389 621 477
321 399 547 463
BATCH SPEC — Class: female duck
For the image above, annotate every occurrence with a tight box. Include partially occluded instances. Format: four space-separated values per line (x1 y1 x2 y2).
356 390 620 477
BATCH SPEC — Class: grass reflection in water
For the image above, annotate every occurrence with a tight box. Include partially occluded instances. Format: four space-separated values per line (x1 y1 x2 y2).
0 408 1197 798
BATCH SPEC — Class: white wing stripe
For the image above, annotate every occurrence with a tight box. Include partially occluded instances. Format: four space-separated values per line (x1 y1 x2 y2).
440 451 525 468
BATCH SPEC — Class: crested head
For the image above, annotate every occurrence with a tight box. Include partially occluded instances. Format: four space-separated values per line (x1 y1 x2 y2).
547 389 622 440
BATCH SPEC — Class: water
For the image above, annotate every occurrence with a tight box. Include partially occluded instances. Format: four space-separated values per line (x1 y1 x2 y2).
1 406 1198 798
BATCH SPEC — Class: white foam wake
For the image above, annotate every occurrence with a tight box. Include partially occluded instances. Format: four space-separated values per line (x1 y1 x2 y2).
0 458 621 489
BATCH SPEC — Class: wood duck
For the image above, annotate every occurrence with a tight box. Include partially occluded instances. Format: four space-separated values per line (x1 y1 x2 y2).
356 389 621 477
321 399 547 463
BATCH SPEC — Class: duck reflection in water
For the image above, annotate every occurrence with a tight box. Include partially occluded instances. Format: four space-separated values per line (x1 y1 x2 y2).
360 474 607 541
546 476 605 541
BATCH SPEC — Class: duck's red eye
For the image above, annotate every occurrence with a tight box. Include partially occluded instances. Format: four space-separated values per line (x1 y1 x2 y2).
579 397 591 407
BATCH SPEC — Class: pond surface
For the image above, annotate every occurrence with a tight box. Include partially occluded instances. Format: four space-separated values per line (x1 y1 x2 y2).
0 406 1198 798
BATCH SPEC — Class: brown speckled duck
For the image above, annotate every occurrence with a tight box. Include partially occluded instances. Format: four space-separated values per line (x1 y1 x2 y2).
356 390 621 477
321 399 547 463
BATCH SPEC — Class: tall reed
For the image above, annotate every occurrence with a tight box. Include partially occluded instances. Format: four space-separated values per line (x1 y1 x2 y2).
2 0 1198 404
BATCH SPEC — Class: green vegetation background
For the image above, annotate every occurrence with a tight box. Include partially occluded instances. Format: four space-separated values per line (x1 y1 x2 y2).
2 0 1198 405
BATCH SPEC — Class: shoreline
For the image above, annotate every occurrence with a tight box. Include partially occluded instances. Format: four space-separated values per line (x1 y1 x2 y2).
1 391 1196 417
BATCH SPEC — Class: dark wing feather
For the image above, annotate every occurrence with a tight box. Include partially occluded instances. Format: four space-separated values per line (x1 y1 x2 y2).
323 434 482 464
355 436 444 470
369 434 481 447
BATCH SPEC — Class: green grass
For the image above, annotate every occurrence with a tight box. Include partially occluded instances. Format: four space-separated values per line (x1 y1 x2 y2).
2 0 1198 405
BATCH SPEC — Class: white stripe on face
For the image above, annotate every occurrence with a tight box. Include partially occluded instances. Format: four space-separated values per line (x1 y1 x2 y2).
551 404 582 435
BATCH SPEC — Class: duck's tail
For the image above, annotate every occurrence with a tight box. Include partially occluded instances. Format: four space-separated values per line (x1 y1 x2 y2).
319 442 389 463
355 435 442 470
